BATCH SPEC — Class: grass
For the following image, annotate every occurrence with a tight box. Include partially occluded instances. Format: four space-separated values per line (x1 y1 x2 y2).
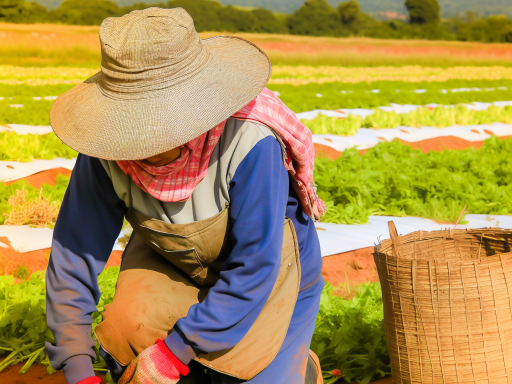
2 23 512 68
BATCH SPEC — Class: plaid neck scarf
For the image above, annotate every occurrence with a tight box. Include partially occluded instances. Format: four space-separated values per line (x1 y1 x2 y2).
116 88 325 220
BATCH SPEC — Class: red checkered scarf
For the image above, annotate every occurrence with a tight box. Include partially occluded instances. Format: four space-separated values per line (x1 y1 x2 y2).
116 88 326 220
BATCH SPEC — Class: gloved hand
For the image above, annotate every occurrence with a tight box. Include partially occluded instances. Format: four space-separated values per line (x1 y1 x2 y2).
77 377 101 384
118 339 189 384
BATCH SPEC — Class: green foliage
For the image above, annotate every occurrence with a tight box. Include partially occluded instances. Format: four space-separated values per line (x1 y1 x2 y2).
315 136 512 224
52 0 121 25
269 79 512 112
0 99 54 126
0 267 120 375
405 0 441 25
302 105 512 134
0 131 78 162
457 14 512 43
2 0 510 43
287 0 342 36
312 282 389 384
0 174 70 224
13 265 30 280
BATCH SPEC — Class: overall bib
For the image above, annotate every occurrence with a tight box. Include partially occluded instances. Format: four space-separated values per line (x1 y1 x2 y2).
95 200 306 381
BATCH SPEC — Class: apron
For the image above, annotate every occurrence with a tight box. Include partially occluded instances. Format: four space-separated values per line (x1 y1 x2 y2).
95 191 302 380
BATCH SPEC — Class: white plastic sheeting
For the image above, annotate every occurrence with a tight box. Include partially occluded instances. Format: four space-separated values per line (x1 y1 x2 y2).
312 123 512 153
2 214 510 255
296 100 512 121
315 214 512 257
0 158 76 182
0 225 54 253
0 225 125 253
0 124 54 135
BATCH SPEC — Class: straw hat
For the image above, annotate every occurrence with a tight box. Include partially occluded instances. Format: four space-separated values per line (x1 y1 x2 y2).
50 7 271 160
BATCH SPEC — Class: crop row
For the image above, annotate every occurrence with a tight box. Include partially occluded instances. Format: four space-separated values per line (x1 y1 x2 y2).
315 136 512 225
0 268 387 384
270 66 512 85
0 131 77 162
302 105 512 136
2 82 512 125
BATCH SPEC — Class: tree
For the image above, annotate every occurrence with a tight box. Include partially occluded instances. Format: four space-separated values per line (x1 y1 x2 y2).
405 0 440 25
287 0 341 36
0 0 48 22
53 0 120 25
338 0 361 25
166 0 223 32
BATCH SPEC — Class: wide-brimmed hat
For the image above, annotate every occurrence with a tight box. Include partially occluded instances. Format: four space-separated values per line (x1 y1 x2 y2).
50 7 271 160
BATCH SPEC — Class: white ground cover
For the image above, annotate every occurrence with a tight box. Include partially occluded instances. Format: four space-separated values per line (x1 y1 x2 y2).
315 215 512 257
0 158 76 182
0 225 124 253
312 123 512 153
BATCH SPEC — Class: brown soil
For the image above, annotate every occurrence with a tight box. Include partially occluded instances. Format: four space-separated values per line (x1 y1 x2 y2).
321 246 379 298
0 363 107 384
0 237 123 280
315 135 512 160
4 168 72 189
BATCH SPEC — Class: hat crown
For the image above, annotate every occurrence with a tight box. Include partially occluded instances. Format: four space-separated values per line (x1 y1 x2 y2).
99 7 208 92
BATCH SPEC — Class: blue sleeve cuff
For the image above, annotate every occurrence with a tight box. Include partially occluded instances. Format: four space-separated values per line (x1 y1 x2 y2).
164 329 197 366
62 355 95 384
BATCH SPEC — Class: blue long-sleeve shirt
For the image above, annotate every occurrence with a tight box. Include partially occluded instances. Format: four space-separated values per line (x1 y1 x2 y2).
46 131 322 383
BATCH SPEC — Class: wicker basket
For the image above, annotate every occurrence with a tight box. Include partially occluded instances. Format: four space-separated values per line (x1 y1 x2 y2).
374 222 512 384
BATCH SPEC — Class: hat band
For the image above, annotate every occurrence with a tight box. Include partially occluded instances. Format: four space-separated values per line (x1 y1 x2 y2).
99 45 212 100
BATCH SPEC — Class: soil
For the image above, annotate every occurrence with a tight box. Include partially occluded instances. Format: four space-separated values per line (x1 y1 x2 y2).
0 237 123 281
314 135 512 160
321 247 378 298
4 168 72 189
0 363 107 384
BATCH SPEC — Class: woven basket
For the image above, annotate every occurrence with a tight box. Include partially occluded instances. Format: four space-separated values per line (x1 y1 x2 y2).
374 222 512 384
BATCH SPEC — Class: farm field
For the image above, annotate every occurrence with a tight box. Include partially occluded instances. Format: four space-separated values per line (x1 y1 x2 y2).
1 21 512 384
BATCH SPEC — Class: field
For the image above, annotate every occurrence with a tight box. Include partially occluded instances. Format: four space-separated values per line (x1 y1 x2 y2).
1 21 512 384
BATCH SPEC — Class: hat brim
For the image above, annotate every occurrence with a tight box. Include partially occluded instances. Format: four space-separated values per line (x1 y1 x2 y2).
50 36 271 160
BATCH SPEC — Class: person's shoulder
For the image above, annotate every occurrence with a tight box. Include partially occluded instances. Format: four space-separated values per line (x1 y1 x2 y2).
223 118 277 153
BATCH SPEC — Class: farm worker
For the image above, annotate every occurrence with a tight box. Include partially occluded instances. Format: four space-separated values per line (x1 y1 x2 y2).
45 7 326 384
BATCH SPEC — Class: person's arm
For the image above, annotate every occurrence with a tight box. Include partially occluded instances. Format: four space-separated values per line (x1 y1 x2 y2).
164 136 289 363
46 154 126 384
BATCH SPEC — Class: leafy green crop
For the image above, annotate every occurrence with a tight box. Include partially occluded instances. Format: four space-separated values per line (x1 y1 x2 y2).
312 282 389 384
0 131 77 162
269 79 512 112
316 136 512 224
0 174 70 225
0 267 120 375
302 105 512 134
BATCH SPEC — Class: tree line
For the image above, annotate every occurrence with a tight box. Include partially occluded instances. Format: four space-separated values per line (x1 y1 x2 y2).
1 0 511 43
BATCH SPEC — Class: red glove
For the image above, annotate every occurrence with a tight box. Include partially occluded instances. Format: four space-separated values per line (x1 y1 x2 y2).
77 377 101 384
119 339 189 384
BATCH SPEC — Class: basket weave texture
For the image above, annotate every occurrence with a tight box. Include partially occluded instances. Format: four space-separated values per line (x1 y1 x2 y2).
374 223 512 384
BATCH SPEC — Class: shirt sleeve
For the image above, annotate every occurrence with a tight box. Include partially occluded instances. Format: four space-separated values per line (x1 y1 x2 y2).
164 136 289 364
45 154 126 384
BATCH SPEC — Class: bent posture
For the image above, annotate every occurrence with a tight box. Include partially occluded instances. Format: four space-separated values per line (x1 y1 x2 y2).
46 7 325 384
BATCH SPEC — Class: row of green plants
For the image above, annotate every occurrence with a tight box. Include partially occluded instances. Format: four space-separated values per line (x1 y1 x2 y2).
269 80 512 112
2 80 512 126
2 137 512 226
0 267 387 384
0 131 77 162
315 136 512 224
302 105 512 135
